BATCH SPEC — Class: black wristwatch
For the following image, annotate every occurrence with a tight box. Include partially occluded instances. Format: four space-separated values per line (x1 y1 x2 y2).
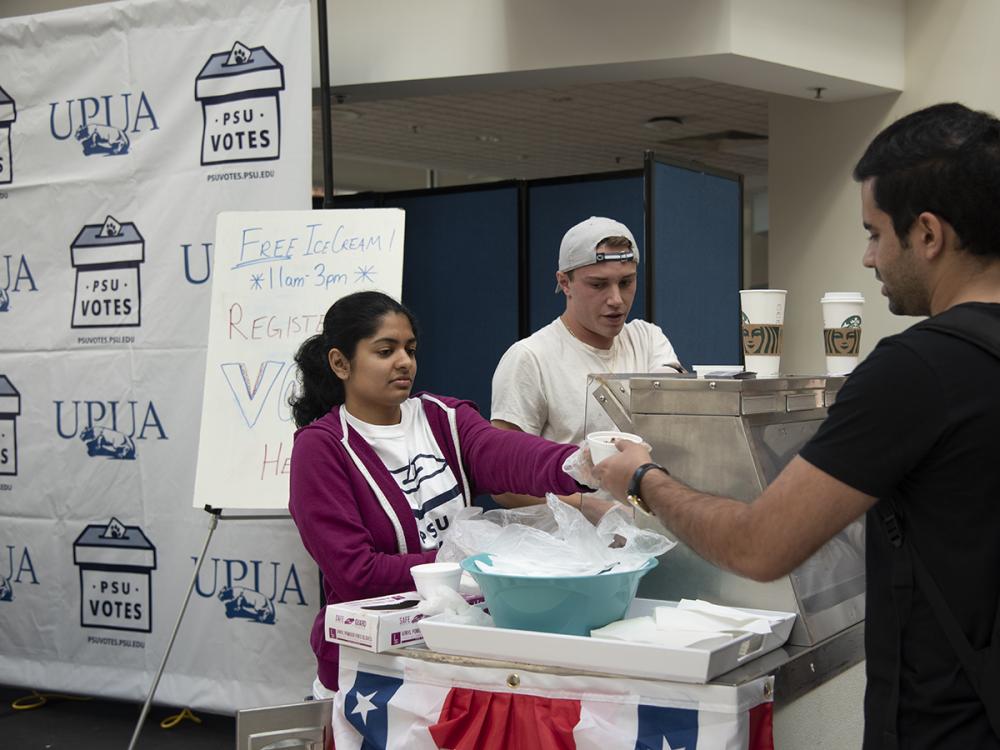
626 462 669 515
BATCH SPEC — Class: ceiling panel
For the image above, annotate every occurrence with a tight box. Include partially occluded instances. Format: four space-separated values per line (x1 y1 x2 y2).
313 76 769 192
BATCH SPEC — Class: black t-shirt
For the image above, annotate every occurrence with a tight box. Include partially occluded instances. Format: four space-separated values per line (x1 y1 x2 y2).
800 302 1000 750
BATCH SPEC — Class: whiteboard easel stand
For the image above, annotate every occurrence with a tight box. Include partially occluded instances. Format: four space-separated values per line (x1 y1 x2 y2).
126 505 292 750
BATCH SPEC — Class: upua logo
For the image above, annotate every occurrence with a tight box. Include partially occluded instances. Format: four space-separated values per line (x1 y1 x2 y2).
195 556 308 627
195 41 285 166
54 399 168 460
1 253 39 313
218 585 276 624
49 91 159 157
0 543 39 603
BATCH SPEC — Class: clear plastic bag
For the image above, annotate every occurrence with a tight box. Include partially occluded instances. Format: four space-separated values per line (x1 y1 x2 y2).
438 494 675 576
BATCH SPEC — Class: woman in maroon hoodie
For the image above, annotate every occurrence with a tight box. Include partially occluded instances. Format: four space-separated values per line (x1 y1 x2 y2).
288 291 588 698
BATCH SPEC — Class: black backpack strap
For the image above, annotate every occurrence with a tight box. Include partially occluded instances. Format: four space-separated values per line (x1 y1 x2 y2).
919 304 1000 360
907 539 1000 737
874 498 913 749
918 304 1000 735
876 494 1000 740
874 306 1000 742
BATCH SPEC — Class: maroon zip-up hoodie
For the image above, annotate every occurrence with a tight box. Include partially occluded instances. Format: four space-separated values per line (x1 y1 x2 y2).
289 392 585 690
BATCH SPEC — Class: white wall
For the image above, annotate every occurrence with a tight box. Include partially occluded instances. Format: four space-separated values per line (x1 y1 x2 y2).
731 0 903 92
769 0 1000 374
769 94 897 373
318 0 901 101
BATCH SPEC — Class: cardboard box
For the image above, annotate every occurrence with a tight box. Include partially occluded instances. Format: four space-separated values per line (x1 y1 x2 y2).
325 591 484 653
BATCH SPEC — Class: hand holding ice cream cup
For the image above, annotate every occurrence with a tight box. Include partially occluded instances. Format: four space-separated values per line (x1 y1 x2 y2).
587 430 644 464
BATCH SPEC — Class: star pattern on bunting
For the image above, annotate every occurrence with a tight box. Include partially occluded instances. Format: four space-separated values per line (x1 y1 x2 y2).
350 689 378 725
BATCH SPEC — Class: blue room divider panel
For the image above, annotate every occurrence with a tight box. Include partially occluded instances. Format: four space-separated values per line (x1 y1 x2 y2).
315 193 380 209
650 161 741 369
526 174 644 334
386 187 519 414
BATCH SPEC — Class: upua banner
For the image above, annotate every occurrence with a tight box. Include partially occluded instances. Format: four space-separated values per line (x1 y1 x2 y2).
0 0 316 713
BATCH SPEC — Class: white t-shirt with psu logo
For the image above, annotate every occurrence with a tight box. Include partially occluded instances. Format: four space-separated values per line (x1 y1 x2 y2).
343 399 465 550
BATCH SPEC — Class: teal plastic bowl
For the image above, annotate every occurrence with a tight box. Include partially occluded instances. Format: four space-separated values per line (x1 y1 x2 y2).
460 553 658 636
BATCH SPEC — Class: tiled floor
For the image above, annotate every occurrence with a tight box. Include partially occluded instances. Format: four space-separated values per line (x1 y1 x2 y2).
0 684 234 749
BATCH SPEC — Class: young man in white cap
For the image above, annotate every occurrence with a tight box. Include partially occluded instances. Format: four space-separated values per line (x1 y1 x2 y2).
490 215 682 451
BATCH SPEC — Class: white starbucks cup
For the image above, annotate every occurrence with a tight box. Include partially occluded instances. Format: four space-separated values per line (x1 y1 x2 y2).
739 289 787 376
820 292 864 375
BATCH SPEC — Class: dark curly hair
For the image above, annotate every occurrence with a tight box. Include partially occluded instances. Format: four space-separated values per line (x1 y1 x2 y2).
289 291 418 427
853 102 1000 258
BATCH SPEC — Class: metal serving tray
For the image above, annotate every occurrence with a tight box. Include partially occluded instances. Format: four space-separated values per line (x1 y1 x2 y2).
418 597 796 684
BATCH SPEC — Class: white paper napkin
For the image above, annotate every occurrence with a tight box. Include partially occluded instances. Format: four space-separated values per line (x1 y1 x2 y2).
653 599 781 635
591 616 735 649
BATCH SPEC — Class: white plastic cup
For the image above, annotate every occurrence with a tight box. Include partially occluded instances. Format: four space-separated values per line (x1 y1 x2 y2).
739 289 786 376
587 430 643 464
410 562 462 599
821 292 864 375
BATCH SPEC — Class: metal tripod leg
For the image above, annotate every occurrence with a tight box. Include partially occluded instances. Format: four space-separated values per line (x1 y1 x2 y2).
127 508 220 750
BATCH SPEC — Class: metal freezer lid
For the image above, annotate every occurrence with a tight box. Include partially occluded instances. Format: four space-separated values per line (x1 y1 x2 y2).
625 374 845 417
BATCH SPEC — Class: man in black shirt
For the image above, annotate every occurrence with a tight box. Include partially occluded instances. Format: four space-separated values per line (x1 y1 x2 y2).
593 102 1000 749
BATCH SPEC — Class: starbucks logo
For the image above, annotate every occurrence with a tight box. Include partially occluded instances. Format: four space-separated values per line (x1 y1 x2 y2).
742 323 783 356
824 326 861 356
842 315 862 328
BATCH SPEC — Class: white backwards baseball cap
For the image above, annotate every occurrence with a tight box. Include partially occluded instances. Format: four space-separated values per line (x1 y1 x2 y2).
555 216 639 292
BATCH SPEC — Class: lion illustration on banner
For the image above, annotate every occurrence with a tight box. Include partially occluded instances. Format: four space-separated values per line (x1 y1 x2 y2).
218 585 276 624
75 123 130 156
0 575 13 602
80 425 136 460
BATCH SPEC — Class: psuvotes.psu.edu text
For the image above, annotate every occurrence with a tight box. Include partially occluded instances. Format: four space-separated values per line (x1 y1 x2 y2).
87 635 145 649
77 335 135 345
207 169 275 182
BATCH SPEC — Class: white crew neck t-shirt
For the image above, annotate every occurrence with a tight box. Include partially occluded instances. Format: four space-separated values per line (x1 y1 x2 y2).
343 399 464 550
490 318 681 445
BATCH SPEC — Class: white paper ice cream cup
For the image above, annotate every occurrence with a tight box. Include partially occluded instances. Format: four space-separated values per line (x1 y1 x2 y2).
410 562 462 599
587 430 643 464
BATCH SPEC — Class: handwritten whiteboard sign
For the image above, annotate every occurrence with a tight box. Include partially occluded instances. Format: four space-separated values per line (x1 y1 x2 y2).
193 209 405 509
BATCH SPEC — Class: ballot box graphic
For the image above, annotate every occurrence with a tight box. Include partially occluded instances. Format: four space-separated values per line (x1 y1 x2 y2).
73 518 157 632
0 375 20 476
195 41 285 165
70 215 144 328
0 85 15 185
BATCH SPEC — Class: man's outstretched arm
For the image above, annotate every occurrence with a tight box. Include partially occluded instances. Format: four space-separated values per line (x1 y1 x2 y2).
592 443 876 581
